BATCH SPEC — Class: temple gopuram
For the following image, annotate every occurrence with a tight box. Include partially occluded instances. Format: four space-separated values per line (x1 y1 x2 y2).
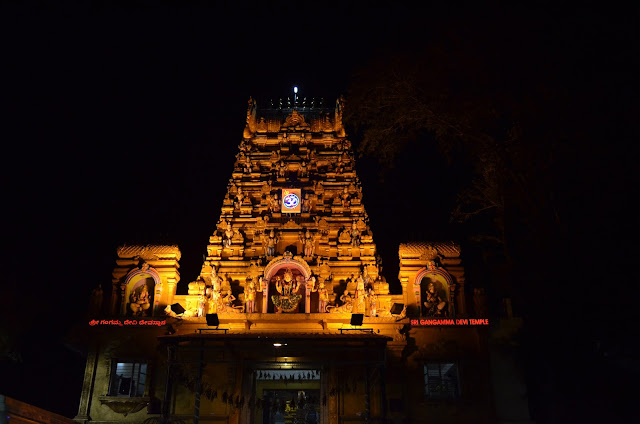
74 94 493 424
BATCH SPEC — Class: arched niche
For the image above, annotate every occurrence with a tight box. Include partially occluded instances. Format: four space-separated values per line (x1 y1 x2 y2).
414 265 454 317
121 265 162 316
261 255 311 313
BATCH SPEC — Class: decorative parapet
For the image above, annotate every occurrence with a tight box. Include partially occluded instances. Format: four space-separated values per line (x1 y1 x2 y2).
116 244 181 261
398 241 460 260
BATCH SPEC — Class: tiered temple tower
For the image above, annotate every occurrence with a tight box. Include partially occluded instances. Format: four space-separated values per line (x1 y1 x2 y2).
181 96 400 318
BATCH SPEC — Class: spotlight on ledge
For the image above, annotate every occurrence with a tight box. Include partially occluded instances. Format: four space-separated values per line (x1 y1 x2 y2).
350 313 364 327
206 313 219 327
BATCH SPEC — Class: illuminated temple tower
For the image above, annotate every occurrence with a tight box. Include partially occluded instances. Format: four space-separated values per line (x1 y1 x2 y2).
74 94 493 424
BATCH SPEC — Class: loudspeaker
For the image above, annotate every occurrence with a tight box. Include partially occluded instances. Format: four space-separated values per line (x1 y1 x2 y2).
206 313 219 327
390 303 404 315
350 313 364 326
170 303 186 314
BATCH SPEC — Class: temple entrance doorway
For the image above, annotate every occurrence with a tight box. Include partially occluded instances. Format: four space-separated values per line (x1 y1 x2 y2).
254 369 321 424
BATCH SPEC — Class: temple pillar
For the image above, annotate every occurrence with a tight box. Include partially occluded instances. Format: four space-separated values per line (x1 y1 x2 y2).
73 344 98 424
261 278 269 313
305 280 314 313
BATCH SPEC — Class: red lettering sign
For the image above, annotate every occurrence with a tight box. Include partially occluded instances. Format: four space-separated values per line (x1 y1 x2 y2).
409 318 489 326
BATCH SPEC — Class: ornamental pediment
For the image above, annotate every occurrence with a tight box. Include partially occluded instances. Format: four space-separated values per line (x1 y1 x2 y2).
282 110 310 130
283 219 302 230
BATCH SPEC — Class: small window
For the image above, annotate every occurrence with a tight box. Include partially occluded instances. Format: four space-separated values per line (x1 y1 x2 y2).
109 361 147 397
424 362 459 399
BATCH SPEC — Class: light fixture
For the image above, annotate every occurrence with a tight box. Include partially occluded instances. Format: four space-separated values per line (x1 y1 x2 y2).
206 313 219 327
350 313 364 326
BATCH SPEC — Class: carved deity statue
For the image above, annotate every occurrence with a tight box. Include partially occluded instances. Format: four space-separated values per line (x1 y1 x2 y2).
300 230 315 257
354 276 367 313
129 284 151 316
243 157 252 174
350 220 360 247
245 279 257 313
317 280 329 312
271 268 303 313
223 289 236 308
278 160 287 178
326 288 353 313
301 193 311 213
234 187 244 209
340 290 353 307
223 221 234 247
341 186 350 208
197 294 206 317
270 193 281 213
207 270 223 313
299 161 308 178
263 229 278 258
423 282 447 316
368 289 378 317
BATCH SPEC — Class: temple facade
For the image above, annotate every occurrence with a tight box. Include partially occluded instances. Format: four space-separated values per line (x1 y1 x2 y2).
74 95 493 424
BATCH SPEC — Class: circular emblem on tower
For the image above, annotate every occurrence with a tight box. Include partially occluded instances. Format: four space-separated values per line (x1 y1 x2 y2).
282 193 300 209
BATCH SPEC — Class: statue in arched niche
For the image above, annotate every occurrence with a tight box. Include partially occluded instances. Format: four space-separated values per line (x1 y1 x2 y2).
423 281 447 316
271 268 303 313
129 283 151 316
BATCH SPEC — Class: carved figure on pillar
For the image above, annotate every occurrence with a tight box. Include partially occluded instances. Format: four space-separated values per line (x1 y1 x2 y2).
245 279 257 313
354 275 367 313
316 280 329 312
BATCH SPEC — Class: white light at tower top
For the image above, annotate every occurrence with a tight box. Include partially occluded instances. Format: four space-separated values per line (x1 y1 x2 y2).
293 86 298 94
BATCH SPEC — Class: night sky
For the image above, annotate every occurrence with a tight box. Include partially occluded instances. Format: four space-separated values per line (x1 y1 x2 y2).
2 1 637 421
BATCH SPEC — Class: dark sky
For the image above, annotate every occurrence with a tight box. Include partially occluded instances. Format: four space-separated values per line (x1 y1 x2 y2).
2 1 637 420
